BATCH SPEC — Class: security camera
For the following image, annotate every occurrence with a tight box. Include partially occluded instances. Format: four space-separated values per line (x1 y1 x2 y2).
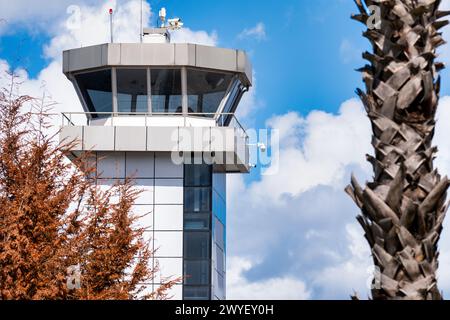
168 18 183 29
246 142 267 152
257 143 267 153
168 18 181 24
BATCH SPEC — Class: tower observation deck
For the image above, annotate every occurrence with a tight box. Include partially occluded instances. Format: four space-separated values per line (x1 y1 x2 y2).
59 24 252 300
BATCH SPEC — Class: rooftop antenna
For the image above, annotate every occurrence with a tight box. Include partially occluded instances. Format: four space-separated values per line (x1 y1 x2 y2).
109 8 114 43
140 0 143 43
142 8 183 44
159 7 166 28
159 7 183 31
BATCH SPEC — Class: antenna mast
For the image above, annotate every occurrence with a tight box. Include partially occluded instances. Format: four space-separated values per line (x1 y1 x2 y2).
109 8 114 43
159 7 166 27
140 0 143 43
142 8 183 44
159 7 183 30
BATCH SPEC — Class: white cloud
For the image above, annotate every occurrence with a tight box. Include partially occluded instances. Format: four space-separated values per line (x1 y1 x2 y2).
235 72 262 121
228 257 311 300
44 0 152 60
227 91 450 299
170 28 218 46
0 0 219 47
1 0 151 126
0 0 218 123
435 97 450 176
439 0 450 65
227 98 374 299
0 0 86 21
3 0 450 301
312 224 371 299
434 96 450 295
0 0 97 35
238 22 266 41
246 98 372 204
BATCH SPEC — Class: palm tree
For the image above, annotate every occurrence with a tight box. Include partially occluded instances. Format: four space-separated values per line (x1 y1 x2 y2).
346 0 450 300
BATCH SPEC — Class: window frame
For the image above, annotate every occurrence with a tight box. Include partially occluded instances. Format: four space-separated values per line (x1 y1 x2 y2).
185 67 235 119
72 68 114 118
183 162 213 300
115 67 150 114
149 67 184 115
73 66 241 121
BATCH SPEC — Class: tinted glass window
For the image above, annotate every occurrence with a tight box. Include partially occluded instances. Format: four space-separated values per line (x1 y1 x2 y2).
151 69 182 114
187 69 233 117
212 173 226 198
184 232 210 259
183 164 213 300
75 69 112 115
185 164 212 187
184 187 211 212
215 245 225 274
221 79 241 115
117 69 148 113
185 213 210 230
213 190 226 225
183 286 210 300
214 219 225 251
217 273 225 291
184 260 210 285
218 79 244 126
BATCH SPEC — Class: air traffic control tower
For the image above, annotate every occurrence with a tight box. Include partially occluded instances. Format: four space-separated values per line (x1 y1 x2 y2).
59 14 252 300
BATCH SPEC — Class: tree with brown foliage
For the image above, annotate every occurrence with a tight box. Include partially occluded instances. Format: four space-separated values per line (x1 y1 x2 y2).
0 73 179 300
346 0 449 300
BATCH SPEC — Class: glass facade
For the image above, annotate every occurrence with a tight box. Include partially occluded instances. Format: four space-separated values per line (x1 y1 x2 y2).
212 173 226 299
218 79 246 126
75 69 113 116
183 162 227 300
183 163 212 300
151 69 182 114
187 69 233 117
184 213 210 230
117 69 148 113
73 67 243 120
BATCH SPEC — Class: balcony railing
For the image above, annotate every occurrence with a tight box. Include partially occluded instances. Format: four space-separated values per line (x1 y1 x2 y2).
61 112 247 135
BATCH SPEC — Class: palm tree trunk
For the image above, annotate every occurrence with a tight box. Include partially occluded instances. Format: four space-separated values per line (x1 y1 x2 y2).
346 0 450 300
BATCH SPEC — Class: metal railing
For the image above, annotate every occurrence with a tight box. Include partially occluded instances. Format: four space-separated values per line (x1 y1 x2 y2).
61 112 247 135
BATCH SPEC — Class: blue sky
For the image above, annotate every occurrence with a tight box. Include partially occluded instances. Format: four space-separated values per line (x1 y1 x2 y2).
0 0 377 196
1 0 368 115
2 0 447 125
169 0 368 113
2 0 450 300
